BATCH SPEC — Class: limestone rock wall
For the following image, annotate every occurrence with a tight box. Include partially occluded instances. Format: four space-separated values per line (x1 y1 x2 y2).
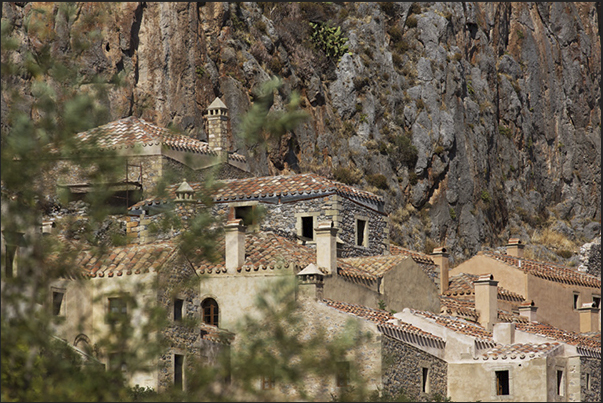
2 2 600 263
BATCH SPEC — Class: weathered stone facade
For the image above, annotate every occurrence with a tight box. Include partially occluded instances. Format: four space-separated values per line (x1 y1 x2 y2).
580 356 601 403
381 335 448 401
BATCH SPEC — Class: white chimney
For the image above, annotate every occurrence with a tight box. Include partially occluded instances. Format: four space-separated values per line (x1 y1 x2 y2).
431 246 450 294
205 97 230 155
225 219 245 271
315 221 338 275
506 238 524 258
474 274 498 331
493 322 516 345
518 300 538 322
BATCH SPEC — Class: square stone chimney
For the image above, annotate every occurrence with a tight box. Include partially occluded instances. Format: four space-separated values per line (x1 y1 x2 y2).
315 221 338 275
578 302 600 333
205 97 230 155
474 274 498 331
225 219 245 271
518 300 538 322
430 246 450 294
493 322 515 345
506 238 524 258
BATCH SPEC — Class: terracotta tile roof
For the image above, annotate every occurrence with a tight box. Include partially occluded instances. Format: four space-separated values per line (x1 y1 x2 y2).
75 241 178 278
339 254 411 278
407 308 494 342
516 322 601 350
195 231 317 274
439 294 531 324
199 324 235 345
443 273 526 302
129 173 384 211
478 343 562 360
482 251 601 288
322 299 396 326
73 116 246 163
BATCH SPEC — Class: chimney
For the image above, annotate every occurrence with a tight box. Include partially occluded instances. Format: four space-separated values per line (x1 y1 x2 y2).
492 322 515 345
296 263 325 301
315 221 338 275
205 97 230 156
578 302 600 333
175 179 195 202
506 238 524 258
431 246 450 294
225 219 245 271
474 274 498 331
518 300 538 322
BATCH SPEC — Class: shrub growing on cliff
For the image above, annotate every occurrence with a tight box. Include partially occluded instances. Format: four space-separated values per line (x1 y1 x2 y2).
309 21 349 61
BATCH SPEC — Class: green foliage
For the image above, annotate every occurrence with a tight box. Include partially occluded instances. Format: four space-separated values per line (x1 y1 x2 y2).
480 190 492 204
449 207 457 220
366 173 389 190
499 125 512 139
405 15 418 28
333 166 363 185
195 66 205 78
466 80 475 95
387 133 418 169
309 21 349 61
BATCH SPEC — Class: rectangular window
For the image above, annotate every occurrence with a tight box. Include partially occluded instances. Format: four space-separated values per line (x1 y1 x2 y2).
336 361 350 387
593 296 600 309
356 219 367 247
108 297 127 324
496 370 509 396
557 370 564 396
573 293 580 310
586 373 591 390
174 298 184 321
301 216 314 240
422 367 430 393
174 354 184 390
52 291 64 316
261 374 275 390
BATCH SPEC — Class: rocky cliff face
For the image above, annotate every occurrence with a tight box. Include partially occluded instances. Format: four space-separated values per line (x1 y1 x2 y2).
2 2 600 264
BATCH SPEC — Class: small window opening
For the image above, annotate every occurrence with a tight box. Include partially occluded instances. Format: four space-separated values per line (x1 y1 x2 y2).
4 244 17 278
108 297 127 323
235 206 254 226
174 354 184 390
586 373 591 390
202 298 219 327
422 367 430 393
336 361 350 387
557 370 564 396
356 219 367 247
573 293 580 310
301 216 314 240
496 370 509 396
174 298 184 321
593 296 600 309
52 292 64 316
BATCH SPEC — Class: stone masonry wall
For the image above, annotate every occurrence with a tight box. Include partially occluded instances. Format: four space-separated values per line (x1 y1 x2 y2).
381 335 448 401
212 194 388 258
580 357 601 403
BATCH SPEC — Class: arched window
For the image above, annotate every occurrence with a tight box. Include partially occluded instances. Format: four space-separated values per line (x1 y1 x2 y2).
201 298 219 327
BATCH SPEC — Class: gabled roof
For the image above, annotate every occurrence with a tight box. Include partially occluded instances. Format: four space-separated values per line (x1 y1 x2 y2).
75 241 178 278
515 321 601 350
480 251 600 288
339 254 411 278
129 173 384 212
72 116 246 163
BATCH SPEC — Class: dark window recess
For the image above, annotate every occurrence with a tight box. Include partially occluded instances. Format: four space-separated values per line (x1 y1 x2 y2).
235 206 254 226
422 367 429 393
356 219 366 246
557 370 564 395
336 361 350 387
108 298 127 323
174 298 184 321
52 292 64 316
202 298 219 327
301 216 313 240
4 244 17 278
593 296 600 309
496 370 509 396
174 354 184 390
573 294 579 309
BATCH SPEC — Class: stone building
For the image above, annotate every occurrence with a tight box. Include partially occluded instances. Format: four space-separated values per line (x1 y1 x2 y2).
40 97 250 207
449 238 601 333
